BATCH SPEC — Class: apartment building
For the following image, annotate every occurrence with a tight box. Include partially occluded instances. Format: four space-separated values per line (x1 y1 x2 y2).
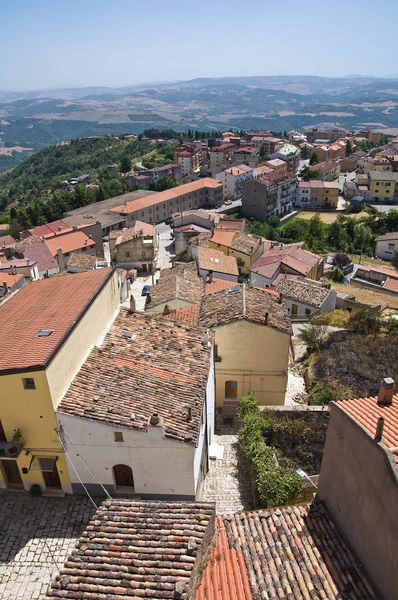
109 221 157 272
232 146 259 167
127 163 181 188
271 143 300 173
241 170 297 220
209 144 234 173
296 181 339 208
368 170 396 201
250 136 282 154
309 160 340 181
110 178 223 225
174 143 202 175
214 164 253 199
305 127 348 143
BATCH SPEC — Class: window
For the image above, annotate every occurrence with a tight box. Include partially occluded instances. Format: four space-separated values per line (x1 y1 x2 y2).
23 377 36 390
125 251 130 258
305 308 311 316
82 247 87 251
114 432 124 442
225 380 237 399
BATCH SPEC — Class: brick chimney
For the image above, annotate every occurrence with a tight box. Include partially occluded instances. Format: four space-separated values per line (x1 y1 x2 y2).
2 280 8 295
163 304 171 315
149 413 160 426
377 378 395 406
207 270 213 283
264 311 269 325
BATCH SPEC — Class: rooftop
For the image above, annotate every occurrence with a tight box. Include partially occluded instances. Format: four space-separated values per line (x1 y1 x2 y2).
206 279 238 295
164 303 200 326
149 262 204 308
274 275 331 308
0 268 113 374
376 231 398 242
275 143 300 157
67 252 97 269
215 219 245 232
44 500 215 600
22 242 59 273
29 219 70 237
199 284 291 335
224 164 253 176
45 230 95 257
197 247 239 276
0 235 16 247
250 244 321 279
368 170 396 181
209 230 237 247
196 504 379 600
0 272 24 288
110 221 155 245
188 232 212 248
110 178 222 216
58 310 212 444
230 233 262 255
234 146 257 154
265 158 286 168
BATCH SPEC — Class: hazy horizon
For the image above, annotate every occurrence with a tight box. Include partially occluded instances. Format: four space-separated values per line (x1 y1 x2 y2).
1 0 397 91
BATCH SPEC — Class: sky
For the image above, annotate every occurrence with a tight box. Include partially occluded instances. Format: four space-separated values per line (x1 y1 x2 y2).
0 0 397 91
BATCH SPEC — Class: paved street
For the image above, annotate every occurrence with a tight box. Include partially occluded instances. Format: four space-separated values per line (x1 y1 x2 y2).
0 491 97 600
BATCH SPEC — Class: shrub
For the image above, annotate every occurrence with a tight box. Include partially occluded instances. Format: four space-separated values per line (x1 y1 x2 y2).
313 384 334 406
238 394 301 507
332 267 345 282
298 325 328 354
29 484 43 498
311 309 350 328
348 308 382 335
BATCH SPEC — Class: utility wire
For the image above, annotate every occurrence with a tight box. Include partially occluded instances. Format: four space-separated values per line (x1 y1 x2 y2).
57 434 99 510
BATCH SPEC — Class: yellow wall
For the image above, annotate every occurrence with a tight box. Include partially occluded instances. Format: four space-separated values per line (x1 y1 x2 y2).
209 241 261 275
369 178 395 200
46 271 119 408
214 320 290 407
0 370 71 492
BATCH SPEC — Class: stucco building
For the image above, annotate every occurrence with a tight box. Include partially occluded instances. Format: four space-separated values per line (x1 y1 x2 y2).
273 274 336 319
109 221 156 272
250 243 323 288
375 232 398 261
241 170 297 220
196 247 239 283
208 230 264 275
215 164 253 200
296 181 339 208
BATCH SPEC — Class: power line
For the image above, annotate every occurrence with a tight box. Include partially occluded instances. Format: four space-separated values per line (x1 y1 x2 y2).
57 434 99 510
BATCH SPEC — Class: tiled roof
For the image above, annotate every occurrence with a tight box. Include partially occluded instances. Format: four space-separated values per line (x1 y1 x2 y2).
0 258 37 269
338 393 398 460
22 242 59 273
368 170 396 181
67 252 97 269
0 268 113 373
164 304 201 326
274 275 331 308
197 248 239 277
189 232 212 248
12 234 44 253
200 285 291 335
0 235 16 246
195 516 252 600
376 231 398 242
206 279 236 295
355 264 398 278
150 262 204 308
0 272 24 288
384 277 398 292
30 219 69 237
210 230 237 247
109 220 155 244
215 219 245 232
44 500 215 600
58 310 212 444
230 233 262 255
224 164 253 175
216 503 379 600
110 178 222 215
250 244 321 279
45 230 96 256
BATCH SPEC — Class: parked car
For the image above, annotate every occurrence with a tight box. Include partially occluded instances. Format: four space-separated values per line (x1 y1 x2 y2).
165 218 173 226
224 199 233 205
141 285 151 296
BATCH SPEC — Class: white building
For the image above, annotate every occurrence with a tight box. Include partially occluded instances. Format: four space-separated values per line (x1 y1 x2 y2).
274 275 336 319
215 164 253 200
57 310 215 500
375 232 398 261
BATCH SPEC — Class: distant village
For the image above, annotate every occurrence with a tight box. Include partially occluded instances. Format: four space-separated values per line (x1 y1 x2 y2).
1 124 398 600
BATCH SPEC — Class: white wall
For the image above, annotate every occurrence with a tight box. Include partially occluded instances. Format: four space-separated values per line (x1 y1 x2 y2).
57 412 196 498
375 239 398 261
249 268 280 289
198 268 238 283
193 349 215 493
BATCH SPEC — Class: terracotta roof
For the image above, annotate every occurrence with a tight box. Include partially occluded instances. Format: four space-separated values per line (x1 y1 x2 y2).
67 252 97 269
44 500 215 600
274 275 331 308
58 310 212 444
250 245 321 279
164 304 201 325
215 219 245 232
0 235 16 246
109 220 155 244
195 516 252 600
30 219 69 237
234 146 257 154
0 272 24 288
355 264 398 278
13 234 44 253
376 232 398 242
230 234 262 255
189 232 212 248
224 164 253 176
338 394 398 462
210 230 237 247
0 268 113 373
45 230 95 257
22 242 59 273
110 178 222 215
200 285 291 335
150 262 204 308
206 280 236 295
384 277 398 292
197 248 239 277
0 258 37 269
216 503 379 600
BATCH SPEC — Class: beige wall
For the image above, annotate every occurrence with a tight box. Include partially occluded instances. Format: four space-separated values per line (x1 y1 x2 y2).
318 403 398 600
46 271 120 409
147 298 193 313
114 237 155 264
214 320 290 407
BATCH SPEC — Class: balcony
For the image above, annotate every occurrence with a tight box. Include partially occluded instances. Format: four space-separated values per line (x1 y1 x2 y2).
0 439 25 460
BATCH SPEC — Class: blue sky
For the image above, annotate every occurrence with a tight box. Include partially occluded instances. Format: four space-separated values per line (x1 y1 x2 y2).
0 0 396 90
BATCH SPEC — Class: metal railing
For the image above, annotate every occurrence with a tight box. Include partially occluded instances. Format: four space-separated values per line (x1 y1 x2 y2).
0 439 25 460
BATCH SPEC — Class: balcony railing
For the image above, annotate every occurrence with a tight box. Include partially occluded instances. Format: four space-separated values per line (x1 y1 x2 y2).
0 439 25 460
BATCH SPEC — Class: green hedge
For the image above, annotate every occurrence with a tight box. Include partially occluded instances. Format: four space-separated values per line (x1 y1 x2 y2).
238 394 301 507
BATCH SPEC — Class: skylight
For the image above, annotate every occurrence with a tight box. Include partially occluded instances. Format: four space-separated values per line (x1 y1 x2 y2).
36 330 53 337
121 330 134 339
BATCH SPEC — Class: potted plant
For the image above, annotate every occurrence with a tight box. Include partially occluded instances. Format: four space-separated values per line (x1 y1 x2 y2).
12 429 22 442
9 446 18 457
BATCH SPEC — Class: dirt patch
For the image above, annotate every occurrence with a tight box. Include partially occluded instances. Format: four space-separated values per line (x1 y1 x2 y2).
297 211 367 224
331 281 398 309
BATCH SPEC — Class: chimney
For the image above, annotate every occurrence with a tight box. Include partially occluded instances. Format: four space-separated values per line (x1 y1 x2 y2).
73 225 77 231
56 247 66 272
377 378 395 406
264 311 269 325
2 281 8 294
202 329 210 346
149 413 160 426
129 294 136 313
207 270 213 283
186 407 192 422
375 417 385 442
163 304 171 315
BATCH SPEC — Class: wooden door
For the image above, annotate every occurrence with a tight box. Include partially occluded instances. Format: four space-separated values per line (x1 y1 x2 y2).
43 464 62 489
292 303 298 315
114 464 134 488
1 460 23 487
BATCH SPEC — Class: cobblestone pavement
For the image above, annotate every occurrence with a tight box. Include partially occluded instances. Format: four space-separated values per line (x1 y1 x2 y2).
0 491 98 600
201 435 253 515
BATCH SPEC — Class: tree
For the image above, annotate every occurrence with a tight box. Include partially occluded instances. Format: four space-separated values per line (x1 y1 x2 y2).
95 185 105 202
348 308 382 335
332 267 345 282
392 251 398 270
148 176 177 192
300 165 319 181
120 154 132 173
354 223 373 263
306 213 325 252
301 145 309 160
328 221 348 251
298 325 328 354
309 152 319 165
333 251 351 269
346 140 353 155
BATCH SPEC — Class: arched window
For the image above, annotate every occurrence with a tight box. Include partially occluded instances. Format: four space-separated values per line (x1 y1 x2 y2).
225 380 238 399
113 464 134 489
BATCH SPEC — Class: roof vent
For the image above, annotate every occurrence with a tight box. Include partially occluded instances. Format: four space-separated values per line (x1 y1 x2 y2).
121 330 133 339
149 413 160 426
210 257 219 263
36 330 53 337
107 406 113 413
377 378 395 406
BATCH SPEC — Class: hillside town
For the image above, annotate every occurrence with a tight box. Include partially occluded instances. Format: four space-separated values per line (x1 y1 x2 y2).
1 124 398 600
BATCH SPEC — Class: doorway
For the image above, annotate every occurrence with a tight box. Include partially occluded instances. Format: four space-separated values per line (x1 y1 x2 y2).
291 303 298 315
113 464 134 488
1 460 23 489
42 464 62 489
